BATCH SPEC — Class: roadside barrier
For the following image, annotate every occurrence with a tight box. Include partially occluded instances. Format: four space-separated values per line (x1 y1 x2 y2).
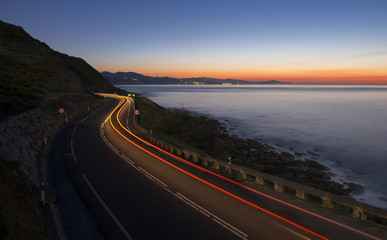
132 111 387 227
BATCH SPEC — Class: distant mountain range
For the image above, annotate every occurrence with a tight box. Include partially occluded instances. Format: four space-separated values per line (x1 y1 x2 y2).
101 71 288 85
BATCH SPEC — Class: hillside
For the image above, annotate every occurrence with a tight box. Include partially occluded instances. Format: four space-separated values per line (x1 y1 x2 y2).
102 71 285 85
0 20 117 115
0 20 123 239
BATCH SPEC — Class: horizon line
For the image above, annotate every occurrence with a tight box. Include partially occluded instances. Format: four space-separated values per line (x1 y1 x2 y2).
100 71 387 85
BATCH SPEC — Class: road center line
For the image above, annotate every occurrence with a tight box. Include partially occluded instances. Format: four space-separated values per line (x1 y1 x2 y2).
117 97 382 240
109 97 331 240
176 192 249 239
100 118 248 239
82 174 133 240
70 139 77 162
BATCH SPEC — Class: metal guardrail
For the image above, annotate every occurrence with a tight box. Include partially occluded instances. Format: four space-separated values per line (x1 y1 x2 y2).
132 116 387 227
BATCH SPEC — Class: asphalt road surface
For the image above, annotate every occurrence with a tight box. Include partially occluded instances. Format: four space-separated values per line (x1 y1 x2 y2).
59 95 386 240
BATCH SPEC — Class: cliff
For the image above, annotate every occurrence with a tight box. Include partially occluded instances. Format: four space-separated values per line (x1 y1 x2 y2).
0 20 121 238
0 20 116 115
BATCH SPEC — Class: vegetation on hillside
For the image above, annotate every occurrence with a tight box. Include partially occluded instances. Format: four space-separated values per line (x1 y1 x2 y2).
135 97 227 154
0 159 49 240
0 20 117 115
0 20 127 239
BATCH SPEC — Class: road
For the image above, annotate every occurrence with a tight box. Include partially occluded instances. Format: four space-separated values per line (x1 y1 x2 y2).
61 95 386 240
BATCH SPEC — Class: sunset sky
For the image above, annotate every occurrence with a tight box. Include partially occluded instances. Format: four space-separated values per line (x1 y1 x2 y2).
2 0 387 83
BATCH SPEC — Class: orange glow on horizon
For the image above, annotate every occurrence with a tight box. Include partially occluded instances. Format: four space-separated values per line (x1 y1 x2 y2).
96 65 387 84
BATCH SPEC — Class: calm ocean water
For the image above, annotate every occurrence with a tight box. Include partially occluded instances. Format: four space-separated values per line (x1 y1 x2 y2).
119 84 387 209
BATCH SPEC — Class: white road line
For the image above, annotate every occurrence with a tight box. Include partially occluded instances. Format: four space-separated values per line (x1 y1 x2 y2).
153 178 168 188
120 154 135 165
103 138 120 155
72 124 79 136
71 125 79 162
176 192 249 239
137 167 169 188
213 219 249 240
70 138 77 162
82 174 133 240
100 128 135 167
99 117 249 239
175 195 200 211
111 100 381 240
177 193 212 216
79 109 98 123
87 110 98 119
104 116 109 124
198 209 211 218
213 215 249 238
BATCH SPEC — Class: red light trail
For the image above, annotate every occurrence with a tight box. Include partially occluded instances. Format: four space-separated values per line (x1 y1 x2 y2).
108 97 328 240
99 94 381 240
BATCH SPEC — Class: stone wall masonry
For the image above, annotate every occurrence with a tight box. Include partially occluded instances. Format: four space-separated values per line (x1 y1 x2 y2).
0 94 101 186
132 119 387 226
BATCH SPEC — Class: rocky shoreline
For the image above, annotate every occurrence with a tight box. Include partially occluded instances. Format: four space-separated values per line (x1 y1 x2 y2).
219 133 361 196
135 97 363 197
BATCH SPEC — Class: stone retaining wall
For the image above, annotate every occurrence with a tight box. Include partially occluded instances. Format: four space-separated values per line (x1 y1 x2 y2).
0 94 100 186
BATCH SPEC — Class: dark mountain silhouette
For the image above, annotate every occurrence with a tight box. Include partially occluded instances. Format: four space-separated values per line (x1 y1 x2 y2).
0 20 118 115
101 71 285 85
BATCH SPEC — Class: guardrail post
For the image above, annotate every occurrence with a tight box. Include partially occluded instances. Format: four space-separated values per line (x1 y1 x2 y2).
226 165 232 175
203 159 209 166
274 181 284 193
213 162 220 170
353 207 367 220
40 182 45 205
131 118 387 225
239 170 247 180
322 196 334 209
176 149 181 156
296 189 306 199
256 176 264 185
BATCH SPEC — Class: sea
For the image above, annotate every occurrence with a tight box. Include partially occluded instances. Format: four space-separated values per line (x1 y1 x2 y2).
118 84 387 209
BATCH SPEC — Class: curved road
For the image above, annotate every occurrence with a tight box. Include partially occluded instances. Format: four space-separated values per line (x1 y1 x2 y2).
61 95 385 240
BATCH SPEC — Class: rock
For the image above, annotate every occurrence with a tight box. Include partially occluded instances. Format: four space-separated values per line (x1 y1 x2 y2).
279 151 295 162
307 151 320 157
295 152 305 157
346 182 365 195
304 159 328 170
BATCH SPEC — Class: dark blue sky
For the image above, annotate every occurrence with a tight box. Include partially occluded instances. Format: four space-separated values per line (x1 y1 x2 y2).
2 0 387 82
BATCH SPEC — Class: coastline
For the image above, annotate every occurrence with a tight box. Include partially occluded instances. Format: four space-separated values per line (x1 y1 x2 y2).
120 84 387 210
133 96 363 198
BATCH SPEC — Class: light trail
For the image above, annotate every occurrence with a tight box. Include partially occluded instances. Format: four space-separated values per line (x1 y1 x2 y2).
113 96 380 240
106 97 328 240
100 110 249 239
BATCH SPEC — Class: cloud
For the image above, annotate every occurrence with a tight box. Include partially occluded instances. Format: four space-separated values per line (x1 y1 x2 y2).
355 51 387 57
